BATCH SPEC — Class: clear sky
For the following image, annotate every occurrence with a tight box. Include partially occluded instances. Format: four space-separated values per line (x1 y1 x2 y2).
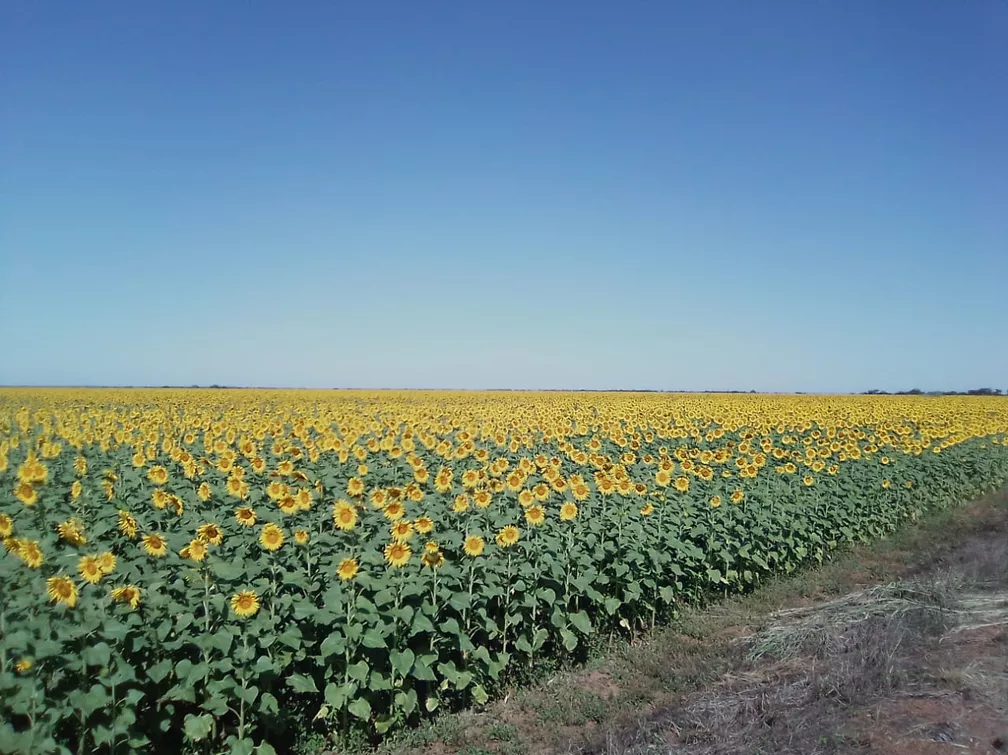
2 1 1006 393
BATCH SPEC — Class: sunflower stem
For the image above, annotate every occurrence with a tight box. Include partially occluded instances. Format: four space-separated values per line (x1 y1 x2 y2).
238 632 249 740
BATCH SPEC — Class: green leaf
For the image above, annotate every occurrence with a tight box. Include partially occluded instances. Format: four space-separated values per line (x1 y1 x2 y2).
361 629 386 649
82 642 111 668
569 611 593 635
253 656 276 675
258 692 279 715
560 627 578 652
183 713 214 742
147 658 173 683
201 695 229 717
390 648 414 677
324 682 354 709
347 696 372 721
347 660 369 684
287 673 319 694
394 688 417 716
319 632 345 660
471 684 489 705
210 628 234 654
254 742 278 755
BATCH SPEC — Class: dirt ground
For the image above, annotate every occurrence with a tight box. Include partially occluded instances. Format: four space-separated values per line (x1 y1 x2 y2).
356 490 1008 755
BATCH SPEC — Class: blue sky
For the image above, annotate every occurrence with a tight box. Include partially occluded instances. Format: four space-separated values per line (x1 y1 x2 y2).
2 1 1006 392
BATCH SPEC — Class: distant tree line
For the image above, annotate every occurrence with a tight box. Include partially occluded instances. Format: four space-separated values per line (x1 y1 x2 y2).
862 388 1004 396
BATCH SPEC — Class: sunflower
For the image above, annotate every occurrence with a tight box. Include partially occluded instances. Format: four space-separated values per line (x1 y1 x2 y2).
140 532 167 558
452 494 470 513
14 482 37 506
151 489 169 510
383 501 405 521
802 475 815 486
525 505 546 526
181 538 208 562
673 476 689 493
197 523 223 545
167 494 184 517
0 514 11 538
74 455 87 476
196 482 212 501
226 475 247 499
414 516 434 534
370 488 388 508
295 488 312 511
231 590 260 618
97 551 117 574
14 658 33 673
384 542 411 568
275 460 294 476
333 501 358 531
110 585 141 609
337 557 359 581
413 467 430 484
57 519 87 546
418 543 444 568
18 539 44 568
709 495 722 508
882 479 891 489
266 481 286 501
559 502 578 521
46 576 78 608
259 523 284 551
294 529 310 545
70 480 82 500
347 477 365 497
251 456 267 474
278 495 299 515
571 482 590 501
390 520 414 543
730 490 745 504
495 525 520 548
463 535 485 557
235 506 257 527
461 469 480 489
473 490 492 509
655 470 671 487
517 489 534 508
78 555 103 584
640 503 655 516
597 477 616 495
532 482 550 501
434 467 453 493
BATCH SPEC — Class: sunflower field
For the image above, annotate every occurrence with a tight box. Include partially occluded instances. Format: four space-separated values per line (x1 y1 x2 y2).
2 389 1007 754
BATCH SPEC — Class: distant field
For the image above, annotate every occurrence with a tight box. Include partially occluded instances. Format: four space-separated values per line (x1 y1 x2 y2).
2 389 1007 754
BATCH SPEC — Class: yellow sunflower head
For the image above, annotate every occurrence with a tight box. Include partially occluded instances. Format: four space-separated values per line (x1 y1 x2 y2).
495 525 520 548
384 541 411 568
463 535 485 557
259 523 284 551
333 501 358 531
337 557 359 581
47 575 78 608
231 590 260 618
